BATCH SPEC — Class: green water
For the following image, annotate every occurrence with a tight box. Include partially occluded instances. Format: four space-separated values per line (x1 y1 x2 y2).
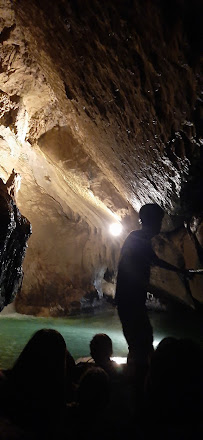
0 307 202 370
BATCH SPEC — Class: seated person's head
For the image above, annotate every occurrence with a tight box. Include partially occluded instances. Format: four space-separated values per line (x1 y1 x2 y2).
10 328 67 409
77 366 110 411
90 333 113 364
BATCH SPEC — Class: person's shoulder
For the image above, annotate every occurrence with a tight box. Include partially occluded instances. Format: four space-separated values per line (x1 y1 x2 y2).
122 230 152 254
124 229 140 240
124 229 144 242
120 230 136 248
119 230 142 256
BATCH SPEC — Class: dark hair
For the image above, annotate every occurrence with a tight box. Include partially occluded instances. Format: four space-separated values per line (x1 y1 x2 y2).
139 203 164 226
77 366 110 410
90 333 113 361
9 328 67 409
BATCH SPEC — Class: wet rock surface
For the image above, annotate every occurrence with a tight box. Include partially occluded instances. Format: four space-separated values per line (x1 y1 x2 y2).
0 172 31 311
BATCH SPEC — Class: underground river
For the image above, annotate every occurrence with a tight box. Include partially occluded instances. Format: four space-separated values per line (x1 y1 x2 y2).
0 304 202 370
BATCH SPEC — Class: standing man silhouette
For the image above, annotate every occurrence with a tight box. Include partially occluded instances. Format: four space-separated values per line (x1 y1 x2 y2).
115 203 188 370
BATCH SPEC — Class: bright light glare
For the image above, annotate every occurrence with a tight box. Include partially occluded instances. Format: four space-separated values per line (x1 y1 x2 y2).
153 338 161 349
109 222 123 236
111 356 127 364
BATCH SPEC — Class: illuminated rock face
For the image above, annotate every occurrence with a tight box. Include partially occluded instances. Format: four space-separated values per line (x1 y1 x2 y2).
0 0 202 314
151 224 203 308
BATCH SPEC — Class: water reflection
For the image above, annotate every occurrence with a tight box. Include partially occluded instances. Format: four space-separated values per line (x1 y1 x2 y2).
0 306 202 370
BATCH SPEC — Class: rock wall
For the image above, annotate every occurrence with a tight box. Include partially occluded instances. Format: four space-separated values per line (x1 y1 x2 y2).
0 170 31 311
151 224 203 308
0 0 202 314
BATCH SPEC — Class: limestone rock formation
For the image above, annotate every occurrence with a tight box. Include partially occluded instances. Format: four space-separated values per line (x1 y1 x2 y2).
0 170 31 311
0 0 202 315
151 224 203 309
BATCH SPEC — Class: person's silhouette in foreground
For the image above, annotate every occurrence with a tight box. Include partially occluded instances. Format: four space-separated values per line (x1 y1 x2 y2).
90 333 118 380
115 204 190 375
0 328 68 438
74 333 119 385
144 337 203 437
67 366 110 440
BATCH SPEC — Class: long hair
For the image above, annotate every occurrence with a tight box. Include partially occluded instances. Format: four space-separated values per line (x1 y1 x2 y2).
9 328 67 410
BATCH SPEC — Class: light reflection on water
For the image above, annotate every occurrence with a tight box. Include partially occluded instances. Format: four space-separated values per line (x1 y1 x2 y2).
0 307 202 370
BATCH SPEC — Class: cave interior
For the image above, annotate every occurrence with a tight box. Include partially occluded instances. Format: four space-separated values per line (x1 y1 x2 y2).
0 0 202 316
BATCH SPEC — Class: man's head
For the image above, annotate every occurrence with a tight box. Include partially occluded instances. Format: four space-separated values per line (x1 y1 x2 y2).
139 203 164 235
90 333 113 363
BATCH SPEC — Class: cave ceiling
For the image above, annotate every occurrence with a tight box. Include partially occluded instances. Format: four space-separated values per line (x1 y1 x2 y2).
0 0 202 314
